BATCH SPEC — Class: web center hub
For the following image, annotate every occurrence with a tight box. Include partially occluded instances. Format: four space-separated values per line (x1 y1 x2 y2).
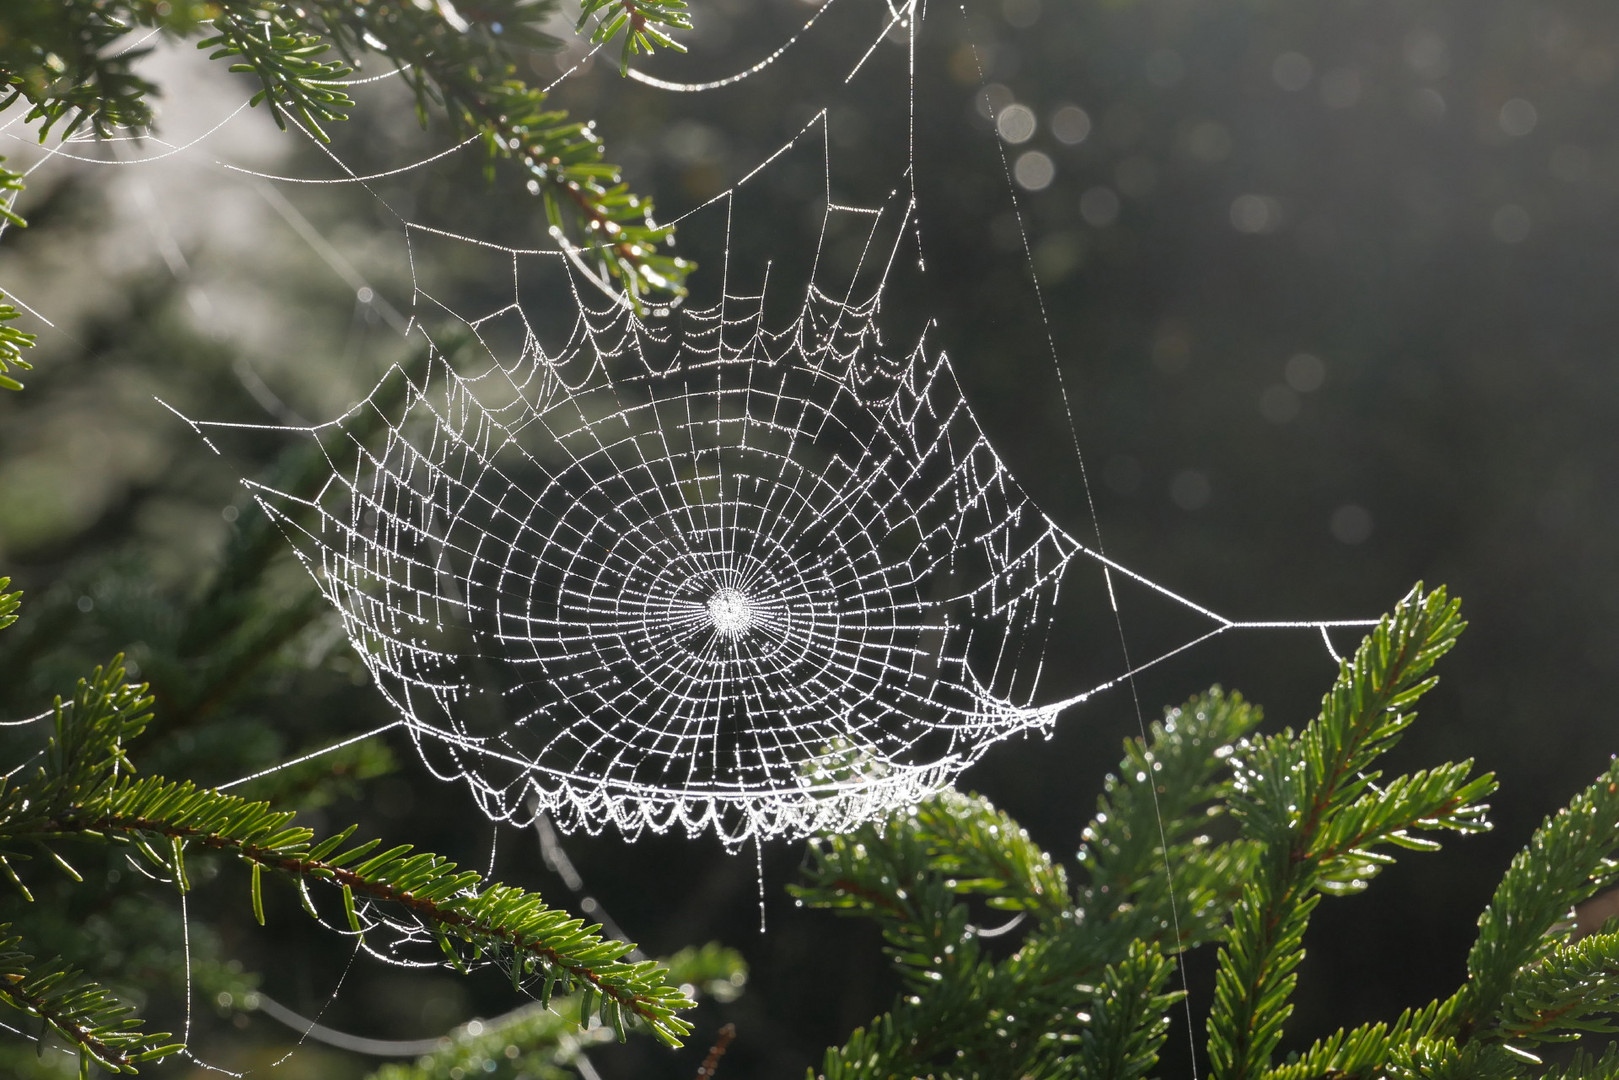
706 587 756 639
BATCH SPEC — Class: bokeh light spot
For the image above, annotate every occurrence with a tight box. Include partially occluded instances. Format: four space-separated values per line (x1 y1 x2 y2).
1080 186 1121 227
1260 385 1301 424
1014 150 1056 191
1272 52 1313 92
1331 505 1374 544
996 103 1038 144
1491 204 1531 243
1051 103 1091 145
1230 194 1282 234
1499 98 1538 137
1285 353 1327 392
1170 471 1212 511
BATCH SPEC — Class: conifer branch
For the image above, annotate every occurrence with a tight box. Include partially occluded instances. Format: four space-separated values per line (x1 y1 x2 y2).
1077 689 1263 951
1435 755 1619 1041
1537 1045 1619 1080
577 0 692 72
0 159 35 392
1262 1002 1442 1080
800 790 1083 1077
365 944 743 1080
0 1 171 138
0 158 21 229
27 776 697 1046
0 1 691 303
800 689 1267 1079
903 788 1070 922
0 291 34 392
1385 1037 1526 1080
198 5 356 142
0 579 19 632
0 927 183 1076
1206 585 1493 1080
796 805 983 991
1495 930 1619 1043
1068 940 1180 1080
0 653 696 1060
203 0 691 303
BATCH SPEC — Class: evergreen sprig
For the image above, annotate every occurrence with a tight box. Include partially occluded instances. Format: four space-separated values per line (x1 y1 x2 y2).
0 628 181 1075
0 157 23 228
0 927 183 1077
1067 940 1180 1080
1077 688 1263 954
797 585 1619 1080
201 0 693 304
1434 754 1619 1045
0 158 35 392
1540 1046 1619 1079
797 686 1260 1079
0 1 691 304
29 774 698 1046
1262 1002 1444 1080
0 1 167 138
577 0 692 72
1494 930 1619 1044
1206 584 1495 1080
0 644 698 1067
0 656 154 898
0 579 19 632
198 5 356 141
0 291 34 392
366 943 744 1080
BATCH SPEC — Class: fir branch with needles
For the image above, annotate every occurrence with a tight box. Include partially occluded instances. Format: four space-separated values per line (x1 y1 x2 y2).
365 944 745 1080
0 291 33 392
0 0 691 305
0 668 700 1047
796 690 1265 1079
1206 585 1494 1080
194 0 691 302
0 579 19 632
1541 1046 1619 1080
1432 755 1619 1044
796 585 1619 1080
0 605 702 1070
1075 687 1264 955
577 0 693 73
36 780 702 1046
0 158 35 392
0 928 183 1077
0 0 173 139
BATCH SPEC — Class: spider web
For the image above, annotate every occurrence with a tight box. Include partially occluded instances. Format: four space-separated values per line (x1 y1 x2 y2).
139 0 1375 850
189 172 1089 846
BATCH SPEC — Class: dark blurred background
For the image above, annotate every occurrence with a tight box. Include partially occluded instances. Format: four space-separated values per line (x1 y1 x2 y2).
3 0 1619 1075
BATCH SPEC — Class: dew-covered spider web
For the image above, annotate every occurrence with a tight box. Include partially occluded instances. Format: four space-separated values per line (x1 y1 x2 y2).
192 181 1098 846
97 0 1374 850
